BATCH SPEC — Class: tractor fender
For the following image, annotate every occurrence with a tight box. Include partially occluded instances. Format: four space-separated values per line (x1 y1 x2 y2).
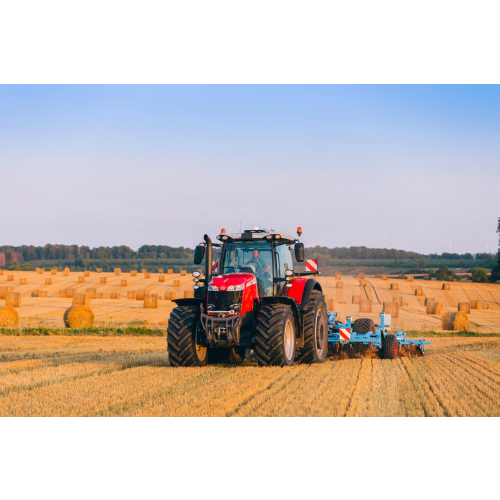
283 278 322 313
172 298 204 309
258 296 300 330
298 279 323 313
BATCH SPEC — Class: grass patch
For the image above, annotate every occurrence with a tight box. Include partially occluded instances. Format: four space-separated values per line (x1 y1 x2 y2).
0 326 167 337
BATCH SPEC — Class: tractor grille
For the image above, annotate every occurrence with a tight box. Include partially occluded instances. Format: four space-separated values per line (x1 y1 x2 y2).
207 290 243 313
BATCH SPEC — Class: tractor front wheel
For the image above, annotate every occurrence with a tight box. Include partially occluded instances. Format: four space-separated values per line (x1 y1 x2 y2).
382 334 398 360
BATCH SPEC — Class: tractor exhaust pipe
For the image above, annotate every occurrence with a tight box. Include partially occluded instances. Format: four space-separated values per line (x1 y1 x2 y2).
204 234 213 284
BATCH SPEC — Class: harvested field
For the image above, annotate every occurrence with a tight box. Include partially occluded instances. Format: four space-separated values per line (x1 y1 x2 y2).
0 336 499 416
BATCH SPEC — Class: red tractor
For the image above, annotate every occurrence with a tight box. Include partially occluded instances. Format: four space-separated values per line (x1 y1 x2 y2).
167 227 328 367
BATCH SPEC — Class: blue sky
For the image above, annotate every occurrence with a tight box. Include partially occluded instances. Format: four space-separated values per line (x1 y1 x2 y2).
1 85 498 254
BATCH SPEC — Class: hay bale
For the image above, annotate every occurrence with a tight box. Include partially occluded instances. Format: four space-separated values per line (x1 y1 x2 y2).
359 279 366 287
174 280 181 287
180 270 187 276
145 273 151 279
442 312 469 331
359 300 372 313
383 301 399 318
335 274 341 280
58 290 67 298
470 300 482 310
0 270 3 275
84 270 90 277
51 269 57 275
358 273 365 279
136 289 146 300
78 276 85 283
426 302 443 315
144 294 158 309
352 295 361 305
131 270 137 277
97 293 103 299
37 268 44 274
114 268 121 276
31 290 39 297
167 269 173 274
45 278 53 285
127 290 137 299
121 280 127 287
326 298 335 311
73 293 91 306
39 291 48 298
159 275 165 282
96 268 102 273
66 288 76 298
442 283 450 290
337 281 343 289
5 292 21 308
64 305 94 328
86 288 97 299
0 286 14 299
458 302 471 314
63 268 70 276
7 275 14 281
0 306 19 326
110 293 121 299
158 269 164 274
415 289 423 296
393 297 403 306
20 278 27 285
382 274 388 280
482 303 490 310
390 283 398 290
407 276 414 282
141 269 147 274
424 297 435 306
165 292 176 300
100 277 107 284
184 290 194 299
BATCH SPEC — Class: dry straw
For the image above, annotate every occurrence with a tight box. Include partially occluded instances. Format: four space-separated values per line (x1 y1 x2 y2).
393 297 403 306
114 268 121 276
58 290 67 298
383 301 399 318
96 268 102 273
136 289 146 300
7 275 14 281
390 283 398 290
326 298 335 311
64 306 94 328
86 288 97 299
358 273 365 279
78 276 85 283
63 268 70 276
96 293 103 299
5 292 21 308
51 269 57 275
121 280 127 287
66 288 76 298
144 294 158 309
167 269 173 274
335 274 341 280
359 300 372 313
0 270 3 276
0 286 14 299
45 278 53 285
442 284 450 291
458 302 471 314
31 290 40 298
180 270 187 276
145 273 151 279
359 279 366 287
20 278 27 285
110 293 121 299
73 293 91 306
337 281 343 289
127 290 137 299
426 302 443 315
424 297 435 306
39 291 48 298
407 276 414 282
470 300 482 310
442 312 469 331
37 269 44 274
158 269 164 274
165 292 176 300
174 280 181 288
131 270 138 277
184 291 194 299
84 271 90 277
352 295 361 305
159 275 165 282
100 277 107 284
0 305 19 326
415 289 423 296
482 303 490 310
382 274 388 280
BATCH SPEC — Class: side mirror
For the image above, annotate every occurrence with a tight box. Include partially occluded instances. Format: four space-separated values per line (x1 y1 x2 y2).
294 242 305 262
194 245 205 265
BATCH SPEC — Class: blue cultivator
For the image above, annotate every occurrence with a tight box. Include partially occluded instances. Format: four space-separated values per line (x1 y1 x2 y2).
327 311 430 359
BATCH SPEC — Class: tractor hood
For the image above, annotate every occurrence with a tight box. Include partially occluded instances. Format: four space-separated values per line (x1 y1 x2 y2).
209 273 256 291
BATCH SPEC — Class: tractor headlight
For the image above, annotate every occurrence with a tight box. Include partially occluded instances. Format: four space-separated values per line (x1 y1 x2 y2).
192 271 201 278
285 270 293 276
226 284 244 291
208 285 219 291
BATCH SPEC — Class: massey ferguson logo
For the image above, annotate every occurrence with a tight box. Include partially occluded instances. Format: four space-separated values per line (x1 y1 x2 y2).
218 285 227 291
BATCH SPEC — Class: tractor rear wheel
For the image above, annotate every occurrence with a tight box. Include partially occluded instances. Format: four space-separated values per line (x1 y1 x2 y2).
255 304 296 366
382 334 398 360
298 290 328 364
352 318 375 334
167 306 208 367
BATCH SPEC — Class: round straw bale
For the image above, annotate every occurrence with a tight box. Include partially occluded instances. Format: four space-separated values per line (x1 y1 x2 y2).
180 270 187 276
64 306 94 328
39 291 48 297
165 292 176 300
167 269 173 274
20 278 27 285
66 288 76 298
136 289 146 300
141 269 147 274
390 283 398 290
470 300 481 310
482 303 490 310
86 288 97 299
145 273 151 279
426 302 443 315
458 302 471 314
442 312 469 331
100 277 107 284
442 283 450 290
96 268 102 273
121 280 127 287
352 295 361 305
415 289 423 296
335 274 341 280
84 271 90 277
5 292 21 308
78 276 85 283
7 275 14 281
184 290 195 299
127 290 137 299
407 276 414 282
337 281 343 289
326 298 335 311
45 278 53 285
58 290 67 298
96 293 103 299
359 300 372 313
0 306 19 327
110 293 121 299
37 268 44 274
73 293 91 306
174 280 181 288
382 274 388 280
144 294 158 308
31 290 39 297
114 268 121 276
393 297 403 306
358 273 365 280
158 269 164 274
51 269 57 275
383 301 399 318
424 297 435 306
359 279 366 287
0 270 3 276
131 270 138 277
63 268 70 276
0 286 14 299
159 275 165 282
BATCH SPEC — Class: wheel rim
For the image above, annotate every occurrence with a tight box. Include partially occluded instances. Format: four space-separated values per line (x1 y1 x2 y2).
284 319 294 361
315 307 326 357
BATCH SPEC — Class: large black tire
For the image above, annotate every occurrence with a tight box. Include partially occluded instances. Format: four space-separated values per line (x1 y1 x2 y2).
382 334 398 360
255 304 296 367
351 318 375 334
298 290 328 364
167 306 208 367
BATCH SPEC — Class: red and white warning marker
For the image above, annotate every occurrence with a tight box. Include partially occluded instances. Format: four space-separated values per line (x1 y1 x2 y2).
305 259 318 272
212 262 219 273
339 328 351 345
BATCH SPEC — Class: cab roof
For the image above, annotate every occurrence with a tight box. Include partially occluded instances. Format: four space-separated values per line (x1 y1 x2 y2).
217 228 296 244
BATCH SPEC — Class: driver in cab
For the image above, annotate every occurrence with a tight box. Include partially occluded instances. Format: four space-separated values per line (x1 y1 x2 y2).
246 249 270 276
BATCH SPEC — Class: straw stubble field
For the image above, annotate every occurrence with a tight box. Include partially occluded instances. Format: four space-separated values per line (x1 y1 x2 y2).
1 335 500 416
